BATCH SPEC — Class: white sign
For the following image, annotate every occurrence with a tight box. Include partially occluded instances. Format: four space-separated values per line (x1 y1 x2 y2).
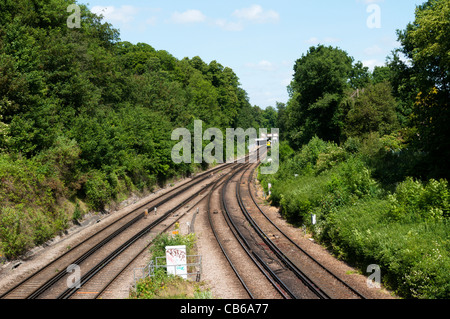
165 245 187 279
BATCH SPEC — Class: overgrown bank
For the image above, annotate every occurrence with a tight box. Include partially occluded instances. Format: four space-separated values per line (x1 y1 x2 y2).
259 137 450 299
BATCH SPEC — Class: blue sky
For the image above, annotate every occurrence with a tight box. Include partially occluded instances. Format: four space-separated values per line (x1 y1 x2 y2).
85 0 424 109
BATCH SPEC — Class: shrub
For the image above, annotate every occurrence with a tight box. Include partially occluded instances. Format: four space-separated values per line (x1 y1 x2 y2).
0 207 32 259
275 173 332 224
333 157 380 199
278 141 295 162
72 202 84 222
315 144 347 174
387 178 449 223
260 135 450 299
83 170 113 211
322 198 450 299
31 211 54 246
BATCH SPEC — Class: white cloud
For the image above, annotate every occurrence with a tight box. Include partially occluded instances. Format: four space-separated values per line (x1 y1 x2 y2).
213 5 280 31
91 5 138 24
145 17 158 26
170 9 206 24
363 45 386 56
306 37 319 44
214 19 244 31
324 37 340 44
232 5 279 24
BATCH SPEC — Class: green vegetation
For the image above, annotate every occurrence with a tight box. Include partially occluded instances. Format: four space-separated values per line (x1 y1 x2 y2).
130 232 213 299
260 138 450 299
130 269 213 300
0 0 276 259
0 0 448 301
260 0 450 299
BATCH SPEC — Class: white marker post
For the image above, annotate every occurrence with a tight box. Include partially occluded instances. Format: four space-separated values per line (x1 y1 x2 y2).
311 214 317 225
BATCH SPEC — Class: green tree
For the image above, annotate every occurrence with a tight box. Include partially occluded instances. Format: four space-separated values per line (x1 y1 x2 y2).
395 0 450 178
261 106 278 129
349 61 371 89
372 65 393 85
288 45 354 147
344 82 399 138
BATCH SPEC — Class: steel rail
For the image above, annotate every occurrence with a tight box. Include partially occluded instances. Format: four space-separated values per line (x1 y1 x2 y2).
247 164 368 299
219 164 294 299
25 168 225 299
58 173 229 299
236 163 330 299
207 164 255 299
94 168 233 299
0 162 234 299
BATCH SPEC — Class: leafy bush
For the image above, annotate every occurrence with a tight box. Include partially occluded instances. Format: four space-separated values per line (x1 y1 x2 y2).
72 202 84 222
332 157 380 199
387 178 449 222
324 199 450 298
83 170 113 211
30 211 55 246
130 268 212 299
0 207 32 259
276 173 331 224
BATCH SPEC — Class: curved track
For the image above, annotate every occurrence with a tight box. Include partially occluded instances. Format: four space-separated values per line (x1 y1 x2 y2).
207 164 291 299
1 147 368 299
207 154 367 299
0 162 236 299
237 163 367 299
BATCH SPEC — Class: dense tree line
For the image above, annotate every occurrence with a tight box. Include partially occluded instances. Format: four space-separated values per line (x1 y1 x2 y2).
278 0 449 181
0 0 269 258
260 0 449 299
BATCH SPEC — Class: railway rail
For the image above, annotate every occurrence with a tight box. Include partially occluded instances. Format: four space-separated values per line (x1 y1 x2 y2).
63 171 228 299
238 163 368 299
207 152 367 299
0 147 367 299
0 161 238 299
207 163 291 299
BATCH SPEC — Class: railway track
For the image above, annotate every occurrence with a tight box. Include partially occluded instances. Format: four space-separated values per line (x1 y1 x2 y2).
220 163 321 299
207 163 291 299
237 163 368 299
0 161 237 299
0 146 367 299
64 171 228 299
207 153 367 299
